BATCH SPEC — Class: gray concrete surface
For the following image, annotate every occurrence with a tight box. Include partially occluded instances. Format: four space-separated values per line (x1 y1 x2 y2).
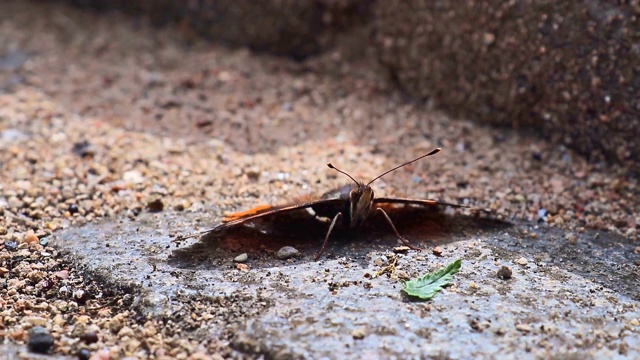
52 207 640 359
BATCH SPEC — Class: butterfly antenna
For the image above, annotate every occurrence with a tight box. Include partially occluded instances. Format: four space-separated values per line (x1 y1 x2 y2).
327 163 360 186
366 147 442 186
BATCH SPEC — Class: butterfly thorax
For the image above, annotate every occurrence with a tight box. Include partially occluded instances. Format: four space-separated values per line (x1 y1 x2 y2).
320 183 356 201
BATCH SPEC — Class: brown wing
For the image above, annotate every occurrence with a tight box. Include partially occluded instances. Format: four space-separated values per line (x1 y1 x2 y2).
205 198 345 234
373 197 470 209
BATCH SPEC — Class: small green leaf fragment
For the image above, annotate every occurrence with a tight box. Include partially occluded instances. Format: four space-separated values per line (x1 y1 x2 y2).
402 259 462 300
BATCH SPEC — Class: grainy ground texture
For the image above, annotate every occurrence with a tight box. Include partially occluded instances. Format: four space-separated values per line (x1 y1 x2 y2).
1 1 639 360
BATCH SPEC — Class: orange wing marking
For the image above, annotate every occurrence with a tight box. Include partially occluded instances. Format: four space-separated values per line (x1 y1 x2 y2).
223 204 273 221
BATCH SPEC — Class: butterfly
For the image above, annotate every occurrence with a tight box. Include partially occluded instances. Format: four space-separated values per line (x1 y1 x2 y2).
176 148 471 260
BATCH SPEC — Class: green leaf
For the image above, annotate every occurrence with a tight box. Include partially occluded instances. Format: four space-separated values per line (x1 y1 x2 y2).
402 259 462 300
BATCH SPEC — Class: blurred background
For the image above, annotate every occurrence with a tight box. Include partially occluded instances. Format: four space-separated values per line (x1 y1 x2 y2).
55 0 639 172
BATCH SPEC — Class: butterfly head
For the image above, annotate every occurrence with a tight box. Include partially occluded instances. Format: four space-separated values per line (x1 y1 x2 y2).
326 148 441 226
349 183 374 226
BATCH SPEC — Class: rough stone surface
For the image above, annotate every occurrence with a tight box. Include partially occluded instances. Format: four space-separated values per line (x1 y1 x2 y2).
373 1 640 168
52 211 639 359
66 0 372 60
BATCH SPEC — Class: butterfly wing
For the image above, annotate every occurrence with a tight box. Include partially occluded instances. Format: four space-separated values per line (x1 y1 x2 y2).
208 198 345 233
373 197 470 209
222 204 282 222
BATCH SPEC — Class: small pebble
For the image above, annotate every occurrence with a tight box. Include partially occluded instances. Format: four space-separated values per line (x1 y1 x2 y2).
5 240 18 251
351 327 366 339
0 267 9 275
123 169 144 184
24 316 48 327
8 196 23 209
146 198 164 213
537 208 547 219
246 168 261 180
77 348 92 360
74 289 89 304
75 315 90 325
82 331 99 344
10 328 26 341
236 263 249 271
515 257 528 266
68 204 79 215
566 233 577 245
27 326 54 353
374 257 386 266
234 253 248 263
532 151 542 161
469 318 483 332
276 246 299 259
71 140 93 157
432 246 443 256
515 323 531 333
25 231 39 245
393 246 411 254
54 270 69 279
497 266 512 280
88 349 109 360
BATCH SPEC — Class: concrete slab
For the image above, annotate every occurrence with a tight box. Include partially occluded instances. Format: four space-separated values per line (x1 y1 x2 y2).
52 207 640 359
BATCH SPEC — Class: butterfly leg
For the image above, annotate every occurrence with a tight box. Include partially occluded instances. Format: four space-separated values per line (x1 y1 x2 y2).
314 212 343 260
374 207 421 251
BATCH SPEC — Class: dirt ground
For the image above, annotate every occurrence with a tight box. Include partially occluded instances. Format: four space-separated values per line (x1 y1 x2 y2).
0 1 638 359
